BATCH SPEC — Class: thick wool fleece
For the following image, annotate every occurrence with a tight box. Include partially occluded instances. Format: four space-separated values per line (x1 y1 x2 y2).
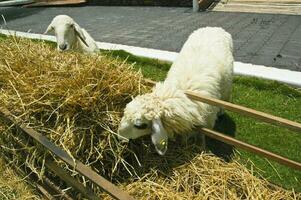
124 27 234 138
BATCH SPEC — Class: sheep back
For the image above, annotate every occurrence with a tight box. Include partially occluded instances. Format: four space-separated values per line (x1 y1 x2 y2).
158 27 234 134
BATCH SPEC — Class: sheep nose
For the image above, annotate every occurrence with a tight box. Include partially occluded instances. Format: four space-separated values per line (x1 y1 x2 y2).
59 44 67 50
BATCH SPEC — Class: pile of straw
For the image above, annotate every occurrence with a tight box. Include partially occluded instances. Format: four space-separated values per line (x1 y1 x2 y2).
0 36 299 199
121 153 300 200
0 157 40 200
0 36 147 180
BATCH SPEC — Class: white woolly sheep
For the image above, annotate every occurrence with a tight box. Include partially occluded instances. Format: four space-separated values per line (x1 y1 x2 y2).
118 27 234 155
44 15 98 54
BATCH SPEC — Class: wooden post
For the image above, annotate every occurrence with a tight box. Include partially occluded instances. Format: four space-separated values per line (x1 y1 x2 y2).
193 0 199 12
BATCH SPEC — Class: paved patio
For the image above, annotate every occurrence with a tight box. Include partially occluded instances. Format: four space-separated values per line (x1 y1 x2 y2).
0 6 300 71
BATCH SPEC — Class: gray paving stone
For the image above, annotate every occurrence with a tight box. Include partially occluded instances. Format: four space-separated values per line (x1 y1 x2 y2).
281 41 301 58
257 46 281 57
273 57 301 71
0 6 301 71
250 55 277 68
290 24 301 41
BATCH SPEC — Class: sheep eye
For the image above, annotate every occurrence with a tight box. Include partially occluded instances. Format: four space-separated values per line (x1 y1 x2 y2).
134 123 148 129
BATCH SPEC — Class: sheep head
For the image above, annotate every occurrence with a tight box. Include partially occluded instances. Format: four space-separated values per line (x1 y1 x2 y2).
44 15 88 52
118 94 168 156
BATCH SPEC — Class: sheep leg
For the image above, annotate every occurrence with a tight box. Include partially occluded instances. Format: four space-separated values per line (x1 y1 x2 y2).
195 132 206 151
200 133 206 151
186 130 206 151
217 108 225 117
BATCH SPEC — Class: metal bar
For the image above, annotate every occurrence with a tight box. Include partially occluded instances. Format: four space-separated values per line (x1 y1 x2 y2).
200 128 301 171
42 175 74 200
144 79 301 133
0 108 135 200
45 160 100 200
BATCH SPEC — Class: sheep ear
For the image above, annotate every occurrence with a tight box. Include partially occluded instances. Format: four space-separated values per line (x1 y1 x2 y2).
73 23 89 47
44 24 54 34
151 118 168 156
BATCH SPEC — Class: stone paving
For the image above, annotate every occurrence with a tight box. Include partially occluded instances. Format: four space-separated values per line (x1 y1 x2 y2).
0 6 301 71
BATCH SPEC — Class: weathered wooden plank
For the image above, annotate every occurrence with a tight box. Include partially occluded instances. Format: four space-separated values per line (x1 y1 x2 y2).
144 79 301 133
229 0 301 3
213 0 301 14
5 134 76 200
0 153 57 200
185 91 301 133
45 160 100 200
0 108 135 200
200 128 301 171
144 79 301 170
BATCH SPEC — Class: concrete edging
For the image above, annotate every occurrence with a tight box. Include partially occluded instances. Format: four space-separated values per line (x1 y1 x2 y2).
1 29 300 87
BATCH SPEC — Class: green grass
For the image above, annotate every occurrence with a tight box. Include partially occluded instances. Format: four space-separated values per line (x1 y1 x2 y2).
105 50 301 191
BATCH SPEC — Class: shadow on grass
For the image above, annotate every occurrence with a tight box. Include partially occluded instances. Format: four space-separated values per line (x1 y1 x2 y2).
207 113 236 162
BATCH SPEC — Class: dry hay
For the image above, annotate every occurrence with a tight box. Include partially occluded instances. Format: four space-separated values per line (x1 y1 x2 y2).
0 36 299 200
121 153 300 200
0 157 41 200
0 35 147 180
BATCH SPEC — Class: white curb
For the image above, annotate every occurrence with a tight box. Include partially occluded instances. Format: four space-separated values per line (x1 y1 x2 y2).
1 29 300 87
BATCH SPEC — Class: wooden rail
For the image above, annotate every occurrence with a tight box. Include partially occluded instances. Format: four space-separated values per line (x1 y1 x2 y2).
1 146 75 200
0 108 135 200
144 79 301 171
200 128 301 171
45 160 100 200
7 132 88 199
1 153 57 200
186 91 301 133
145 79 301 133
